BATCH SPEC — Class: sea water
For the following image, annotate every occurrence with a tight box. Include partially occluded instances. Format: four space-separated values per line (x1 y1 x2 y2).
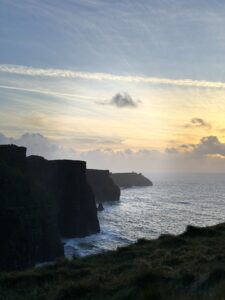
64 173 225 258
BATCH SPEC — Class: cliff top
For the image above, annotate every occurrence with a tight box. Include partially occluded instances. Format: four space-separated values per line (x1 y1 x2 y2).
110 172 152 187
0 144 26 162
111 172 143 175
1 222 225 299
87 169 110 175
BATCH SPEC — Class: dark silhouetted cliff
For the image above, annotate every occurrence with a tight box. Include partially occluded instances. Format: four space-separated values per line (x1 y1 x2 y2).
0 145 100 270
28 156 100 238
0 145 44 270
27 155 64 263
50 160 100 238
110 172 152 188
86 169 120 203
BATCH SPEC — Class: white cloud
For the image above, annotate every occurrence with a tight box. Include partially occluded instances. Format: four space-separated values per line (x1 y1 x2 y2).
1 64 225 89
0 84 98 100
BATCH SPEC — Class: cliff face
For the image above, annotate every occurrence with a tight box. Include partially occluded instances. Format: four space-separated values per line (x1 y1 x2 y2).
86 169 120 203
0 145 100 270
50 160 100 238
28 157 100 239
110 172 152 188
27 156 64 263
0 145 43 270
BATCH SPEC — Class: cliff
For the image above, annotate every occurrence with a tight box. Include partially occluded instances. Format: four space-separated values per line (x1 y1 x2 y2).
27 156 100 238
50 160 100 238
86 169 120 203
0 145 100 270
0 145 44 270
110 172 153 188
27 155 64 263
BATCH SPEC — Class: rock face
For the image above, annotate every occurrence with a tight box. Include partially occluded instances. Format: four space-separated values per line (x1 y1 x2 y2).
27 155 64 263
52 160 100 238
86 169 120 203
0 145 43 270
0 145 100 270
110 172 152 188
27 156 100 238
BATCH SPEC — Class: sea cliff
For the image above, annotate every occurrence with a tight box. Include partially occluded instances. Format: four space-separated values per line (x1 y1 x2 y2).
0 145 100 270
86 169 120 203
110 172 152 188
28 156 100 238
0 145 45 270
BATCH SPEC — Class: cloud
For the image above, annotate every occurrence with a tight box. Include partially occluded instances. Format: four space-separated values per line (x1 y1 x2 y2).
0 133 76 160
185 118 211 129
0 84 98 101
98 93 140 108
0 133 14 144
2 132 225 173
165 147 179 154
192 136 225 157
2 64 225 89
179 144 195 150
172 136 225 158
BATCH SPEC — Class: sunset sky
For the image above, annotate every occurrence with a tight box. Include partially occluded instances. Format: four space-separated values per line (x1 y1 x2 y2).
1 0 225 172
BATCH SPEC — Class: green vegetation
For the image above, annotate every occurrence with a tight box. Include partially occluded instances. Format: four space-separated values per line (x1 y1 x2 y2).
1 223 225 299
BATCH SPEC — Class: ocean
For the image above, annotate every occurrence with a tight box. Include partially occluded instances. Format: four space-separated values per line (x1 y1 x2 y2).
64 173 225 259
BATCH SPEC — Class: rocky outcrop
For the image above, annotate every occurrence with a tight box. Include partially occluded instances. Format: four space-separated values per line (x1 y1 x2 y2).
110 172 152 188
97 202 104 211
86 169 120 203
27 156 100 238
0 145 44 270
0 145 100 270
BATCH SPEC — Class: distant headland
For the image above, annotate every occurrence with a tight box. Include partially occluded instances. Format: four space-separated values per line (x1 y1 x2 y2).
110 172 153 188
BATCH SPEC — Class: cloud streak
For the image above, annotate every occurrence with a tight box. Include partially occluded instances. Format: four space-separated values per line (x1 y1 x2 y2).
0 84 98 100
2 64 225 89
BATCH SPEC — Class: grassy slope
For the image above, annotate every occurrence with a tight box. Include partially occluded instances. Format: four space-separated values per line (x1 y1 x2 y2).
1 223 225 300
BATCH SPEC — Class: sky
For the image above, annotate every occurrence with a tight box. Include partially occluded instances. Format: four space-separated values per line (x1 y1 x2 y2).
1 0 225 172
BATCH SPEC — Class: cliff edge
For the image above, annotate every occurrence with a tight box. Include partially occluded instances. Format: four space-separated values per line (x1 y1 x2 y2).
28 156 100 239
86 169 120 202
110 172 152 188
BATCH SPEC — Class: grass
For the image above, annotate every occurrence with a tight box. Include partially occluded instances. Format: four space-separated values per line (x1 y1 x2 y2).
1 223 225 299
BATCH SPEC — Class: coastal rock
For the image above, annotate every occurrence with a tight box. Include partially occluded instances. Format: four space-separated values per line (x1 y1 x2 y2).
51 160 100 238
28 156 100 238
0 145 43 270
97 202 104 211
27 155 64 262
110 172 152 188
0 144 100 270
86 169 120 203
